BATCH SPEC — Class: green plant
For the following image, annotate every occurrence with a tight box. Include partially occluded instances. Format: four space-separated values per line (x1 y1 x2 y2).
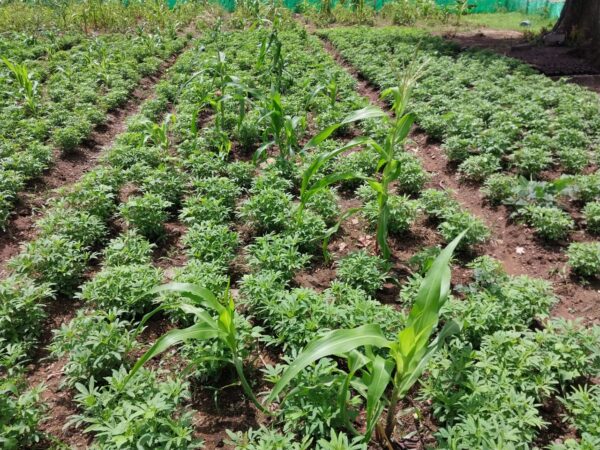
482 173 516 204
395 152 428 195
102 231 155 267
141 114 175 150
521 205 574 241
78 264 162 316
265 234 463 445
560 385 600 437
0 377 46 448
286 208 327 253
362 194 419 235
567 242 600 279
583 202 600 234
2 57 37 115
335 250 390 295
119 193 171 240
458 154 501 182
70 367 201 449
305 188 340 226
420 188 460 218
160 260 229 325
0 275 52 356
247 233 310 281
36 207 107 249
49 309 137 386
438 211 490 248
183 221 239 268
9 236 91 295
225 161 255 190
125 283 266 413
194 176 241 208
179 195 231 225
238 188 293 233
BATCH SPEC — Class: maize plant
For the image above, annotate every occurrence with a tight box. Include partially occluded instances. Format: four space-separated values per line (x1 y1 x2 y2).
2 57 38 115
255 92 306 163
141 114 176 151
125 283 268 413
367 60 427 259
266 232 465 446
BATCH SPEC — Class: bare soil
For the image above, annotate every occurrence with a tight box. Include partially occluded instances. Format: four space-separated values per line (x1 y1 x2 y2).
442 29 600 93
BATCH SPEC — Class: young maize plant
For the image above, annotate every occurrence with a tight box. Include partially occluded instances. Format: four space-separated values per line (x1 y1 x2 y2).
141 114 176 151
266 232 465 446
125 283 268 414
367 59 427 259
2 57 38 115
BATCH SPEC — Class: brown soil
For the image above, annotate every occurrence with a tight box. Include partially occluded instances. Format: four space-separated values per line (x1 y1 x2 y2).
443 29 600 92
0 50 183 277
318 33 600 325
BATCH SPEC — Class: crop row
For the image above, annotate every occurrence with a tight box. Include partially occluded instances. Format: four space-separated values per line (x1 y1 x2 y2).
0 30 189 228
1 18 599 449
320 27 600 254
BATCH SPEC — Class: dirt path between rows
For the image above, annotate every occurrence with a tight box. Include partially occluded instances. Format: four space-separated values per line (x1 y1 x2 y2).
318 36 600 326
0 49 184 277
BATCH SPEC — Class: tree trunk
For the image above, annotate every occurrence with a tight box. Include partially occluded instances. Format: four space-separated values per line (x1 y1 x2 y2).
552 0 600 62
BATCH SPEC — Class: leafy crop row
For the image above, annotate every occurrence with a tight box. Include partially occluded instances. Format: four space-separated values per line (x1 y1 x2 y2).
0 30 189 228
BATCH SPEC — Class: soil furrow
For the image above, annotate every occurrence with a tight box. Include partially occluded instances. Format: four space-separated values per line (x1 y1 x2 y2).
317 33 600 325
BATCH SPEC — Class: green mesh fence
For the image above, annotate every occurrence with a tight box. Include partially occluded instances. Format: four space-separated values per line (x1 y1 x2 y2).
167 0 564 18
435 0 564 18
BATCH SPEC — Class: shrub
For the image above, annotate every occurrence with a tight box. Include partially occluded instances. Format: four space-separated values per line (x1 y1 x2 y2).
225 160 255 190
194 176 241 208
36 207 107 248
458 154 501 182
305 188 340 226
558 147 589 174
140 165 186 207
0 377 46 448
78 264 162 316
560 385 600 437
335 250 390 295
102 231 155 267
182 221 239 268
0 275 52 355
362 194 419 234
246 234 310 281
522 205 574 241
395 152 428 194
9 236 91 295
438 211 490 248
583 202 600 234
70 367 201 449
185 151 225 178
238 188 293 233
119 193 171 240
179 195 231 225
285 209 328 253
567 242 600 279
482 173 516 204
512 146 553 176
570 172 600 203
420 189 459 219
49 309 137 386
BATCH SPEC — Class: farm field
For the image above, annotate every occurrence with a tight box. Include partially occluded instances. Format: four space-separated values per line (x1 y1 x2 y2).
1 2 599 450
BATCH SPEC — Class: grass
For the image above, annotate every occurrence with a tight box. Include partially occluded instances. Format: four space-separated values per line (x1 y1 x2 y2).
459 12 556 33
